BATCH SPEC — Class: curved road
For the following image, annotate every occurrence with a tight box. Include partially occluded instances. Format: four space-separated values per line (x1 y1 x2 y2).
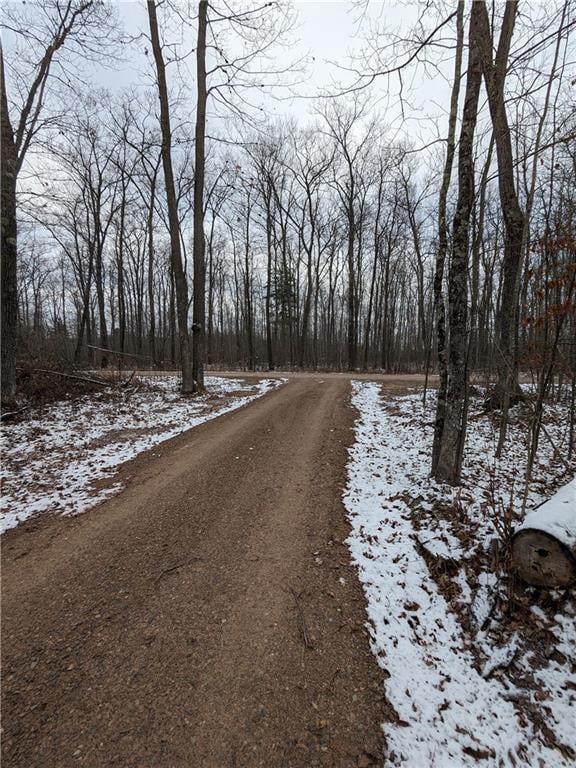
2 375 420 767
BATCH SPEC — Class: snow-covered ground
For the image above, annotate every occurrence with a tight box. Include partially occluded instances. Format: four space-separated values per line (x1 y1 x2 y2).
1 375 283 533
345 381 575 767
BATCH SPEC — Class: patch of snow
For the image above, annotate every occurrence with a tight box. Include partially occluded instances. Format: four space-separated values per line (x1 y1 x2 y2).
455 568 472 605
415 523 463 559
481 635 519 679
531 605 549 622
533 607 576 751
470 572 498 631
1 376 285 533
344 380 574 767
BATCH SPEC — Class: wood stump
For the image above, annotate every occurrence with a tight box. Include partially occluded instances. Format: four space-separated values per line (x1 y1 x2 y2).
511 479 576 588
511 529 575 588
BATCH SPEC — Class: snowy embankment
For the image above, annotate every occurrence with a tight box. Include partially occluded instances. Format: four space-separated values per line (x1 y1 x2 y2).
344 381 575 767
1 375 283 533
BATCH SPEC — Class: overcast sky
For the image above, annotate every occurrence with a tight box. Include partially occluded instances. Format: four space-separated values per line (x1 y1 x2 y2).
86 1 452 144
3 0 566 150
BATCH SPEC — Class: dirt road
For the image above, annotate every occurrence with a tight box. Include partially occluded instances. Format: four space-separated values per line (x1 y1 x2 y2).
2 375 415 767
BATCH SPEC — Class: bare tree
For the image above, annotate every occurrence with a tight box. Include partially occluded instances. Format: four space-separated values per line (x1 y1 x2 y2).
476 1 526 420
1 44 18 406
1 0 114 406
431 0 464 474
192 0 208 390
146 0 194 393
321 97 374 371
434 1 483 485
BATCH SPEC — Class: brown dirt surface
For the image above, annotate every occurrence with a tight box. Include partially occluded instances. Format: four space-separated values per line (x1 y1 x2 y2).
2 374 419 767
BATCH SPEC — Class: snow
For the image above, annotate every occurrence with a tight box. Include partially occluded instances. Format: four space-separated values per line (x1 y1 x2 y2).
0 375 284 533
516 478 576 549
481 635 519 679
531 610 576 752
344 381 576 767
415 525 462 559
470 571 498 631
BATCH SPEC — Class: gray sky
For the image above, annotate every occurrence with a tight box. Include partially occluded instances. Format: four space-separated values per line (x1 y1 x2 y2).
89 1 451 141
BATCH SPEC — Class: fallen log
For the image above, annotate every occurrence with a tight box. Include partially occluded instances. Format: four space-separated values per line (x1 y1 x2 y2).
511 479 576 588
17 368 136 389
0 405 30 422
17 367 112 387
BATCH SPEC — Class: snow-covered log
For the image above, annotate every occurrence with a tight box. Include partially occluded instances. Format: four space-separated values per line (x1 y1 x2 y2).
511 479 576 588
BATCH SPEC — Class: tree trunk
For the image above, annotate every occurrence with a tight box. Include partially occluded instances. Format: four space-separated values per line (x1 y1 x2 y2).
94 234 108 351
299 250 313 369
476 1 526 412
192 0 208 390
206 215 215 364
147 0 193 393
435 1 482 485
265 187 275 370
147 164 158 365
244 193 255 371
347 202 356 371
431 0 464 474
1 47 18 407
117 193 126 362
363 176 385 371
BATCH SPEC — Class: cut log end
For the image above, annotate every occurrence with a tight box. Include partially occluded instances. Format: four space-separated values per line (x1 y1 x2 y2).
511 529 576 588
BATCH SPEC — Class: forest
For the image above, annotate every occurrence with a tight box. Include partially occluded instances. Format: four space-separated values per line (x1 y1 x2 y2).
2 2 574 408
1 2 575 766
